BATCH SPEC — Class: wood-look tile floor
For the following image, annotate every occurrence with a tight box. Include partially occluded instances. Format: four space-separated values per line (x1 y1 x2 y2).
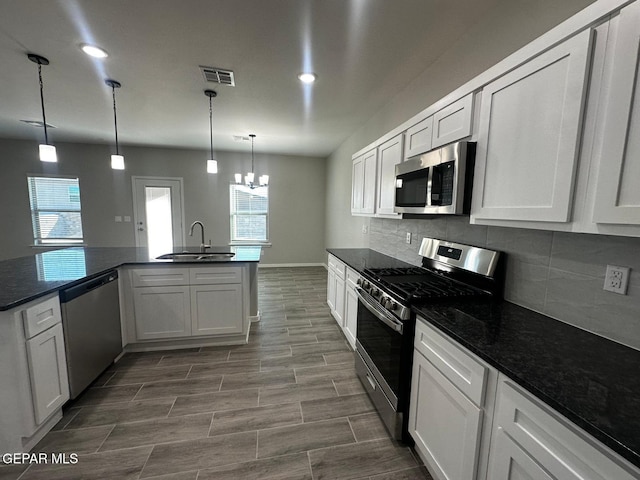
4 267 431 480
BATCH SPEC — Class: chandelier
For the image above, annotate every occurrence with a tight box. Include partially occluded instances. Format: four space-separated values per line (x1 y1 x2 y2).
235 134 268 189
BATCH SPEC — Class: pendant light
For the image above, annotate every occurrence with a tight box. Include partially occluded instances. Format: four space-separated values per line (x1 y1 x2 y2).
105 79 125 170
205 89 218 174
27 54 57 163
235 134 268 189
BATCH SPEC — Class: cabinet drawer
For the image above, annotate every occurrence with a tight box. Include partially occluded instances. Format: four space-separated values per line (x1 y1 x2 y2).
414 318 487 406
346 267 361 289
189 267 242 285
495 379 639 480
132 268 189 287
404 116 434 159
328 255 346 280
22 294 62 339
432 93 474 148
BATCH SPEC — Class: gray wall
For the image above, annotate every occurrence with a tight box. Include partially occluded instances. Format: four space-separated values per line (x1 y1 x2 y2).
0 138 326 265
323 0 640 350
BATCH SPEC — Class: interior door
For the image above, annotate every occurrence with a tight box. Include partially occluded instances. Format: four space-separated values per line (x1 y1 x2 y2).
132 177 185 258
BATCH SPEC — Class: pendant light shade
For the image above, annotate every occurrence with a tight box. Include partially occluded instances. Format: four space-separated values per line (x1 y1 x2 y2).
28 54 57 163
111 155 125 170
106 79 125 170
39 144 57 163
205 90 218 174
235 134 268 189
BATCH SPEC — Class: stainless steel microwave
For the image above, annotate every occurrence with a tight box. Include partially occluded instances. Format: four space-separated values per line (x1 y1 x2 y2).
394 141 475 215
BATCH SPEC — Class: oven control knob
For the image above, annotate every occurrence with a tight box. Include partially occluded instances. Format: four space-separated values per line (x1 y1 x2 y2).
357 278 362 287
388 302 397 311
372 288 380 298
381 297 390 308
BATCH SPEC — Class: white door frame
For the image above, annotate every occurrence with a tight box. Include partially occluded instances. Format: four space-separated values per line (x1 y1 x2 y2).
131 176 186 249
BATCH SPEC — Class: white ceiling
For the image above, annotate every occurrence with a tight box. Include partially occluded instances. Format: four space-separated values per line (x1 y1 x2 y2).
0 0 502 157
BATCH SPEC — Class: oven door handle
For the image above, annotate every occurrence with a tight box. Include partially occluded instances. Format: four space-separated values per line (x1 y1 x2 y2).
356 288 404 334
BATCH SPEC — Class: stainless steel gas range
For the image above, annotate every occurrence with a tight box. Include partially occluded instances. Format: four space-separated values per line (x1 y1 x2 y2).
354 237 503 442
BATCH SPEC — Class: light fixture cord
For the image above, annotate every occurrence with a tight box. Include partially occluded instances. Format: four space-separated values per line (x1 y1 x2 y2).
111 84 120 155
251 135 255 173
209 95 214 158
38 63 49 145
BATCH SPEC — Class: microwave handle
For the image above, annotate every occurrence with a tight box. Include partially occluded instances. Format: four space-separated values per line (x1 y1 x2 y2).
426 166 433 206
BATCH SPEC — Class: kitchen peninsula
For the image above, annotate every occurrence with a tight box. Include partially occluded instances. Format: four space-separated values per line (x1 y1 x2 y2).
0 246 260 454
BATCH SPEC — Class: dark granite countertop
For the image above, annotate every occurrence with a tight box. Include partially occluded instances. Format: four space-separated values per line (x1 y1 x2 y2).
0 246 261 311
326 248 414 273
414 301 640 470
327 248 640 469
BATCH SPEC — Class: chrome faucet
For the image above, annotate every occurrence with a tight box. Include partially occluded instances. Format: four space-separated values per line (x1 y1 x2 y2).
189 221 210 252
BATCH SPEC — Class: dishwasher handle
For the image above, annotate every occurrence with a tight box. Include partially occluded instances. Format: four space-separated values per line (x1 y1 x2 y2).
60 270 118 303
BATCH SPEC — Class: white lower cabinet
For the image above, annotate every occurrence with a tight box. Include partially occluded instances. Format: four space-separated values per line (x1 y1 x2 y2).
488 428 554 480
327 254 347 326
327 266 336 311
25 322 70 425
326 256 360 349
488 377 640 480
191 284 243 335
128 265 247 343
343 267 360 349
0 294 70 453
133 286 191 339
410 350 483 480
409 319 489 480
334 275 345 326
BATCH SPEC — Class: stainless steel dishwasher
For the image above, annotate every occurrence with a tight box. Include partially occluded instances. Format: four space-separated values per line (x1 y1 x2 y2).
60 270 123 399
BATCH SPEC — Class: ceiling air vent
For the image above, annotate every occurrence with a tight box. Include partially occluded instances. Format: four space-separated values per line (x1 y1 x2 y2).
200 66 235 86
20 120 56 128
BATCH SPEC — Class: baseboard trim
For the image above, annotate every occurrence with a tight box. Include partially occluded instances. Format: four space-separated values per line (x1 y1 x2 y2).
258 263 326 268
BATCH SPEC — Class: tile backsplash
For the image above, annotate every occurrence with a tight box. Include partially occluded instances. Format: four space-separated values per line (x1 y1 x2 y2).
369 217 640 351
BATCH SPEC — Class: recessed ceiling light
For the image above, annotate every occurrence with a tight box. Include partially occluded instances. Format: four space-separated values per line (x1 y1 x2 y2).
298 72 317 84
80 44 108 58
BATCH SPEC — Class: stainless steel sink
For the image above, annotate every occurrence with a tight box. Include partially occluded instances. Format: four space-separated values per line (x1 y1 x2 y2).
156 252 235 261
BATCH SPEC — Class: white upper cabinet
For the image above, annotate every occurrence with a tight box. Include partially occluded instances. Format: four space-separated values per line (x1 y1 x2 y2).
592 1 640 225
403 93 474 161
376 133 404 217
351 149 377 215
404 116 434 159
432 93 475 149
472 29 594 223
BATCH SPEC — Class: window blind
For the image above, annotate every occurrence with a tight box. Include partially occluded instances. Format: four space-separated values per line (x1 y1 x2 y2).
230 185 268 242
27 176 84 244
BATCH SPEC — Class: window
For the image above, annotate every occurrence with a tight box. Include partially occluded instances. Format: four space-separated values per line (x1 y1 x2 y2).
27 176 84 245
230 185 268 243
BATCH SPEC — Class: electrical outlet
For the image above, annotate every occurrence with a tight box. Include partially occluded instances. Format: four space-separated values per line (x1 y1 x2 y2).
362 224 368 234
406 232 411 244
603 265 630 294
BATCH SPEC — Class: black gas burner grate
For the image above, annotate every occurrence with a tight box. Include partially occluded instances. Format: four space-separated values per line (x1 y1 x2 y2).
364 266 489 303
